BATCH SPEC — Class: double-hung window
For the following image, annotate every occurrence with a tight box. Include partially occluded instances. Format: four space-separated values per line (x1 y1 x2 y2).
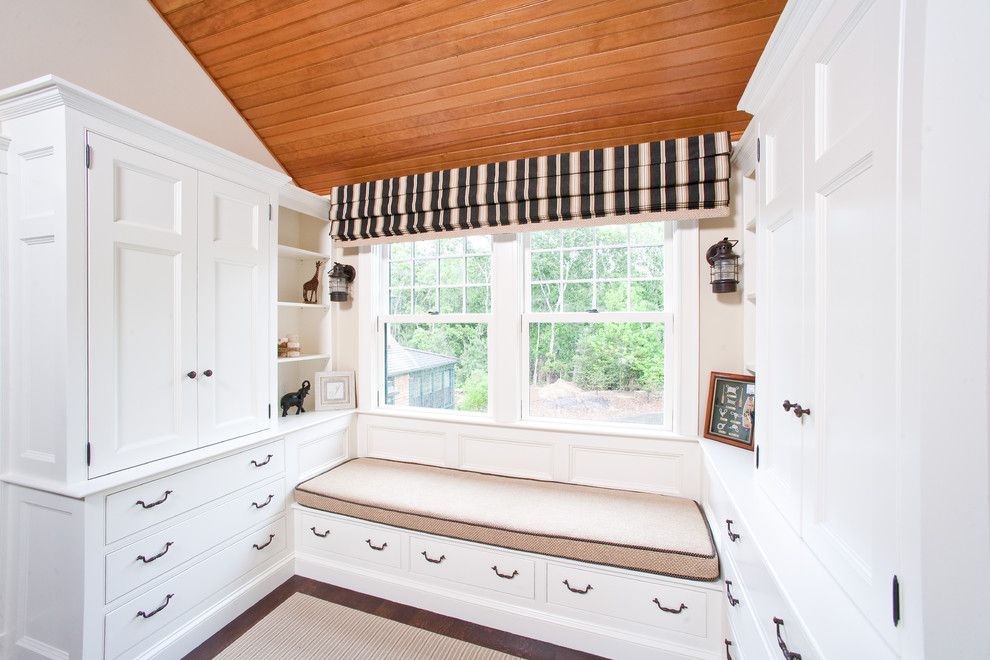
523 222 671 427
377 221 675 429
381 236 492 413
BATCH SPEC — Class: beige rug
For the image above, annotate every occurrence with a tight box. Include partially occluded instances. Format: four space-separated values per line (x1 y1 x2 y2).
214 593 518 659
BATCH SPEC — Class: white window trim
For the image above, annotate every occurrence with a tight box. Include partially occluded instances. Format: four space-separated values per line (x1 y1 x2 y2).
354 218 700 439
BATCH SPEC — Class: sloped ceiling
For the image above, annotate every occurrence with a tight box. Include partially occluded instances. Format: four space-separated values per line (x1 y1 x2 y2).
150 0 784 194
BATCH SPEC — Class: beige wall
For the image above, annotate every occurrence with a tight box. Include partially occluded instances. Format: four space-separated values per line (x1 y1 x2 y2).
697 172 745 432
0 0 283 171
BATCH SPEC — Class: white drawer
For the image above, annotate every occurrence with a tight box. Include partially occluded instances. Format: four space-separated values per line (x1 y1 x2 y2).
106 440 284 543
722 553 771 660
408 535 535 599
705 469 752 565
105 517 286 659
547 562 710 638
106 477 285 602
299 512 402 569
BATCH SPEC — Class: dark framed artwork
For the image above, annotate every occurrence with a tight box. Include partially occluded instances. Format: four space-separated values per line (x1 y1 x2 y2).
704 371 756 450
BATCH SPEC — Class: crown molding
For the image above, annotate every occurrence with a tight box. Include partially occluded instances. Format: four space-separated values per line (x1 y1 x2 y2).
737 0 829 115
278 182 331 219
731 123 758 174
0 75 292 189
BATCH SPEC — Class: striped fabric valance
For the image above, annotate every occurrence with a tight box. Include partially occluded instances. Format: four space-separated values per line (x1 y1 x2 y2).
329 131 731 245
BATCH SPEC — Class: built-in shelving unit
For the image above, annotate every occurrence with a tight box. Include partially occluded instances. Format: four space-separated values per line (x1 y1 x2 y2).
275 203 333 412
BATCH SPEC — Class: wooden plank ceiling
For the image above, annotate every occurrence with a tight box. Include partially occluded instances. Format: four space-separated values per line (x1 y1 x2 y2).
150 0 785 194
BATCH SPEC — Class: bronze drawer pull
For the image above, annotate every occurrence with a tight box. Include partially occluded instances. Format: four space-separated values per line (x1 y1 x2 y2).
562 579 592 593
250 454 273 467
136 490 172 509
726 580 740 606
492 566 519 579
136 541 173 564
311 526 330 538
421 551 445 564
726 519 741 542
253 534 275 550
725 639 734 660
652 598 687 614
773 617 802 660
251 494 275 509
136 594 173 619
365 539 388 551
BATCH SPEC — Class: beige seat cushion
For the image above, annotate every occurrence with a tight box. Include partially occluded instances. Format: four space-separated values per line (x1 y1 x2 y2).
295 457 719 581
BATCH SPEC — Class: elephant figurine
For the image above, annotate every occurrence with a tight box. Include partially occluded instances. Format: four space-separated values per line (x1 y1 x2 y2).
280 380 311 417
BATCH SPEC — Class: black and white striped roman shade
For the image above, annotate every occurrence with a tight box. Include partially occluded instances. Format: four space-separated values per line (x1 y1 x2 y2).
329 131 731 245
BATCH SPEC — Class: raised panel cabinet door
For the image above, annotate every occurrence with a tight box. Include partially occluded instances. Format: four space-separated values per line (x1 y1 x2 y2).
87 133 199 476
197 173 271 446
755 75 807 531
801 0 901 647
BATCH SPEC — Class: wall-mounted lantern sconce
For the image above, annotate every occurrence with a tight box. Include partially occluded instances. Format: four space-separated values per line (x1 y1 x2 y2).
706 237 740 293
327 262 356 302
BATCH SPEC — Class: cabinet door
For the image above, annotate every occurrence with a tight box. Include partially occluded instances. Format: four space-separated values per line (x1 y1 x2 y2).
801 0 901 646
197 173 271 446
88 134 199 476
755 72 807 530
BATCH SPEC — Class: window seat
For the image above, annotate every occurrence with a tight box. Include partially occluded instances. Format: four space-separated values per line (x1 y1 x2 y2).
294 457 719 581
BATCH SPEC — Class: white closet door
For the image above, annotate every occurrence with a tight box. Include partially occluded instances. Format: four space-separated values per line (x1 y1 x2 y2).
197 173 271 446
755 71 807 530
801 0 901 646
87 134 199 476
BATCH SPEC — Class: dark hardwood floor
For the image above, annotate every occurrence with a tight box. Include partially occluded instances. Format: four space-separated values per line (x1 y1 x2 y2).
183 575 606 659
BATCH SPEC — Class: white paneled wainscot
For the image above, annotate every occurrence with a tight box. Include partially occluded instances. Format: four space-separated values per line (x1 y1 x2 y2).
357 413 700 499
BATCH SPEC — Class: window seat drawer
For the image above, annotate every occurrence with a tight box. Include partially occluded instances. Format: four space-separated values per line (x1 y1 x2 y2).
299 511 403 569
408 534 535 599
546 562 710 638
105 476 285 603
105 440 284 543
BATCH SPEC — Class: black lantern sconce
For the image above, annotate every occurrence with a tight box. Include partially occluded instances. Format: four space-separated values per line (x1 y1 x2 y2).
706 237 740 293
327 262 356 302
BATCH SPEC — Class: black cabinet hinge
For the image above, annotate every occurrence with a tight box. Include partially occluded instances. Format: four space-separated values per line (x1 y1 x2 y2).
85 144 92 169
756 137 761 163
86 442 92 466
892 575 901 626
268 204 273 221
268 404 272 419
755 445 760 468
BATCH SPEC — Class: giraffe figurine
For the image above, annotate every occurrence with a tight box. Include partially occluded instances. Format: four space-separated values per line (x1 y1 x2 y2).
303 260 323 303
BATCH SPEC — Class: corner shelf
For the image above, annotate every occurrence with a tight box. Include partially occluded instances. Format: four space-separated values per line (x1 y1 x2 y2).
278 353 332 364
277 244 331 260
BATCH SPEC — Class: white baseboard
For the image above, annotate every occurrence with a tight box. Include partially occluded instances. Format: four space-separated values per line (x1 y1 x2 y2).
138 555 295 660
295 553 717 660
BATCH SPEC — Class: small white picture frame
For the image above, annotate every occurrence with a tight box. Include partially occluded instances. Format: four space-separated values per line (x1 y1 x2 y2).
315 371 356 411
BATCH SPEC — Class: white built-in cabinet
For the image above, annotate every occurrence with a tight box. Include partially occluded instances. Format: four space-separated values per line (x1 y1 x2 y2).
87 134 271 476
732 0 905 655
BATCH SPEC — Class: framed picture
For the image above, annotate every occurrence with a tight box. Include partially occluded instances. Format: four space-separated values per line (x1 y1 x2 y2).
704 371 755 450
315 371 356 411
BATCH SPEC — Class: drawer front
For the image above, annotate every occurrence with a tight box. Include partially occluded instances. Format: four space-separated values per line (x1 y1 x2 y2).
105 517 286 659
408 535 535 599
300 512 402 569
106 440 284 543
722 554 771 660
705 469 750 561
106 477 286 602
547 563 709 638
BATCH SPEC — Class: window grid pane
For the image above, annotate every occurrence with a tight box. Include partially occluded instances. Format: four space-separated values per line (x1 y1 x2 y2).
388 236 492 315
527 223 665 313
